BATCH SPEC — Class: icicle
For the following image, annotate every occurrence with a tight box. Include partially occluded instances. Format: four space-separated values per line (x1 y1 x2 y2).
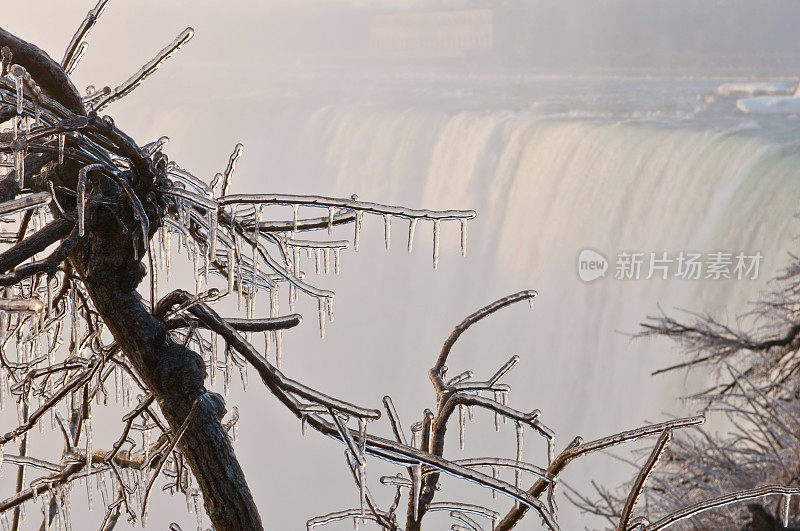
407 218 417 252
176 199 186 250
326 298 334 323
292 204 299 233
227 247 235 293
276 329 283 369
158 227 165 270
383 215 391 250
12 116 23 187
58 134 65 165
315 249 322 274
64 486 72 531
269 287 282 367
334 248 341 275
46 274 53 320
783 494 791 527
224 345 231 396
494 391 502 432
114 365 122 405
12 66 24 114
301 414 308 437
411 463 422 521
515 421 524 489
460 219 467 257
358 461 366 517
289 247 298 280
240 358 249 391
252 207 261 284
165 229 172 282
202 241 209 284
354 211 363 251
208 208 218 261
85 416 93 511
318 298 326 339
193 492 202 531
458 404 466 450
324 249 330 274
193 241 201 293
327 207 334 234
491 466 498 499
210 332 218 386
432 220 440 269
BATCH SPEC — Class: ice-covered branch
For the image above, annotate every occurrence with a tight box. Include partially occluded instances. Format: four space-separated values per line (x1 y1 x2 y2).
61 0 111 71
433 290 537 375
618 429 672 530
646 485 800 530
495 416 705 530
92 27 194 111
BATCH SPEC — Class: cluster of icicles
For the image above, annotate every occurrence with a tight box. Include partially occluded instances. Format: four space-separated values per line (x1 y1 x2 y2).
159 148 474 356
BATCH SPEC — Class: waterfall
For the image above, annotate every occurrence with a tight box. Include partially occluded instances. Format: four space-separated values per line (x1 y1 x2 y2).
122 96 800 528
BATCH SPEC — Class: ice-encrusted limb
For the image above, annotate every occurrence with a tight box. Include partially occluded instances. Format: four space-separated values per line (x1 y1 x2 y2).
219 143 243 197
433 290 537 377
494 416 705 530
306 509 393 530
92 27 194 111
219 193 476 222
646 485 800 530
61 0 111 71
617 429 672 531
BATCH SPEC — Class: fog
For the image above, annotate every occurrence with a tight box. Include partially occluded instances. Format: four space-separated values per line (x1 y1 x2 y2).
2 1 800 530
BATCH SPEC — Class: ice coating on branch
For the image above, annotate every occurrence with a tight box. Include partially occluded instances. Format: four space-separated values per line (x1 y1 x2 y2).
94 27 195 111
318 298 326 339
221 143 244 197
0 298 43 313
143 135 169 156
488 355 520 386
61 0 111 70
0 192 52 218
64 42 88 75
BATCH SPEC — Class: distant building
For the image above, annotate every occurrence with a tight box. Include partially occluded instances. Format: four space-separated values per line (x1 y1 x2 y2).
370 9 493 58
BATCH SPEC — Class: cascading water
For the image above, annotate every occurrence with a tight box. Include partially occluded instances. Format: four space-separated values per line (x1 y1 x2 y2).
108 73 800 529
